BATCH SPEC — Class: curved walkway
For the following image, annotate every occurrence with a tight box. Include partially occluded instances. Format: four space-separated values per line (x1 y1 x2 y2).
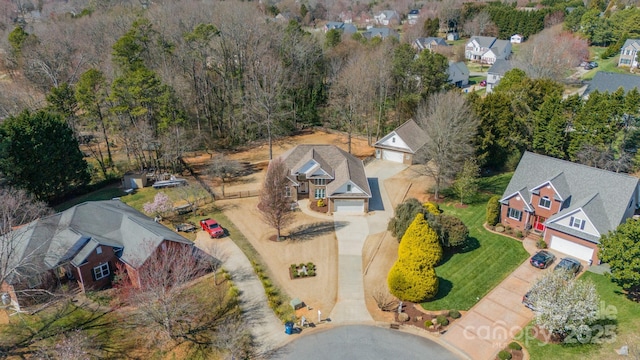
195 233 288 357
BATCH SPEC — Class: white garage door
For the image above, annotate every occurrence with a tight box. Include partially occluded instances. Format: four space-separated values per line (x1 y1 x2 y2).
382 150 404 163
549 236 594 261
334 199 364 213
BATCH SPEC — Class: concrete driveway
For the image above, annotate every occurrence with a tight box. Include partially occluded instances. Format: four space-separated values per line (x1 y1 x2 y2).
329 160 406 323
274 325 462 360
441 259 543 359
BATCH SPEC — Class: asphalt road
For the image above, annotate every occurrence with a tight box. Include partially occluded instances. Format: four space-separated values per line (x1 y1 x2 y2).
273 325 461 360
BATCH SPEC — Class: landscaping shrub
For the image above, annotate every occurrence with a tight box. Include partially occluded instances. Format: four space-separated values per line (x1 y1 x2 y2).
515 230 523 238
317 199 325 207
388 198 424 241
537 238 547 249
508 342 522 350
423 202 441 215
498 350 512 360
425 320 434 327
432 214 469 249
398 214 442 267
436 315 449 326
486 196 501 226
449 309 461 319
387 259 439 302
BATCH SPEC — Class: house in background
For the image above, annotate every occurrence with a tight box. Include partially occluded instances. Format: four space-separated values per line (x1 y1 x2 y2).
500 151 640 264
510 34 524 43
374 10 400 25
582 72 640 98
447 32 459 41
374 119 427 165
324 21 357 35
618 39 640 68
280 145 371 214
407 9 420 25
413 37 449 52
465 36 511 64
363 27 399 41
1 200 203 310
486 59 514 93
448 61 470 88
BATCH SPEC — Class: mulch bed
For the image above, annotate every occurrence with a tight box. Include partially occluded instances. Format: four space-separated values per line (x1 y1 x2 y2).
308 199 329 213
393 302 460 333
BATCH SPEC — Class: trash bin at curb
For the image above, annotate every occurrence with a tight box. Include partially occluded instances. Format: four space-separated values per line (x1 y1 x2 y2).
284 321 294 335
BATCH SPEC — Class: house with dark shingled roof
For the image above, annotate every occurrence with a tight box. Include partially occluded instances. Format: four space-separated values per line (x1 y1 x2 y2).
374 119 427 165
500 151 640 264
280 145 371 213
1 200 206 310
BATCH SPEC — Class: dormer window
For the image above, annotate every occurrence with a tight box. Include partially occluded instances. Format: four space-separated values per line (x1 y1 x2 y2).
347 184 352 192
539 196 551 209
570 216 585 230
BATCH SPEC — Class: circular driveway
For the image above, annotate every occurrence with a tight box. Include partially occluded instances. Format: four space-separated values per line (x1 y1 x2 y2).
273 325 461 360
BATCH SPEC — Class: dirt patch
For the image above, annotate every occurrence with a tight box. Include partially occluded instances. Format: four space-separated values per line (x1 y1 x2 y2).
220 197 338 316
393 303 463 334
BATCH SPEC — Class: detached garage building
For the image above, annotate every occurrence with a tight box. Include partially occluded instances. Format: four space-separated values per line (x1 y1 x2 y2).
280 145 371 214
500 151 640 264
374 120 427 165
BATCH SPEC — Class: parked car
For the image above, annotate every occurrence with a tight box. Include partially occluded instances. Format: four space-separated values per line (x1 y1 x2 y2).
553 257 582 276
200 218 225 238
529 250 556 269
590 61 599 68
522 291 536 311
584 64 593 70
479 80 487 87
580 61 589 67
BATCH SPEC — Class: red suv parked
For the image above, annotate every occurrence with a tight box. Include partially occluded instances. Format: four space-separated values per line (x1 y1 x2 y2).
200 218 225 238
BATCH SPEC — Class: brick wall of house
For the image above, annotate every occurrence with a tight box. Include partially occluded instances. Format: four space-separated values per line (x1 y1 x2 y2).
529 186 562 218
500 197 528 231
543 228 600 265
308 180 328 201
76 245 117 291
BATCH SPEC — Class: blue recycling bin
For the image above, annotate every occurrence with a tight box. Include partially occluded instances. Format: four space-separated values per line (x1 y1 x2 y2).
284 321 294 335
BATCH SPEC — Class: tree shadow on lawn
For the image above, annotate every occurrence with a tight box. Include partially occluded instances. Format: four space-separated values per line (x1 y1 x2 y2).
428 277 453 302
439 237 481 265
287 221 348 242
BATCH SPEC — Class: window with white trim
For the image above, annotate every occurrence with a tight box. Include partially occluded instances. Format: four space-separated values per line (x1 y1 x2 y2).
538 196 551 209
570 216 586 230
346 184 352 192
93 263 110 280
313 179 326 186
285 186 291 197
96 246 102 255
508 208 522 221
314 188 325 199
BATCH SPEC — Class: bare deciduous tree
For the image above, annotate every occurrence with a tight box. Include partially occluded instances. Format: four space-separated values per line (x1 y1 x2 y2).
208 155 243 197
462 11 498 37
117 242 220 347
257 158 294 240
415 91 478 200
372 285 399 312
514 26 589 80
0 187 53 308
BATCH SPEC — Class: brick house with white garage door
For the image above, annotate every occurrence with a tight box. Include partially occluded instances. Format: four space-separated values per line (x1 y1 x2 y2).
280 144 371 214
500 152 640 264
374 119 427 164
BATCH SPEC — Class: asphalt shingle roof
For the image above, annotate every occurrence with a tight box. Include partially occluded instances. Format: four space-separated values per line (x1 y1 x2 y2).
501 152 639 242
374 119 427 153
4 200 193 284
488 59 513 76
280 145 371 198
583 72 640 97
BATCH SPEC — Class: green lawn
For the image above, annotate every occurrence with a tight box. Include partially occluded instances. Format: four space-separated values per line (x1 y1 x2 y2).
581 46 633 81
421 173 529 311
524 272 640 359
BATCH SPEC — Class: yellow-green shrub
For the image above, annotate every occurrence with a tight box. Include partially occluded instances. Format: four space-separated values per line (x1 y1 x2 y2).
423 202 441 215
399 214 442 267
387 258 439 302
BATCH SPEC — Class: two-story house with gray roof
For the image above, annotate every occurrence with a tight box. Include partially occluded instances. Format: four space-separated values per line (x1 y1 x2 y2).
618 39 640 68
1 200 204 310
500 152 640 264
465 36 511 64
374 119 427 164
413 37 449 52
280 145 371 213
486 59 514 93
